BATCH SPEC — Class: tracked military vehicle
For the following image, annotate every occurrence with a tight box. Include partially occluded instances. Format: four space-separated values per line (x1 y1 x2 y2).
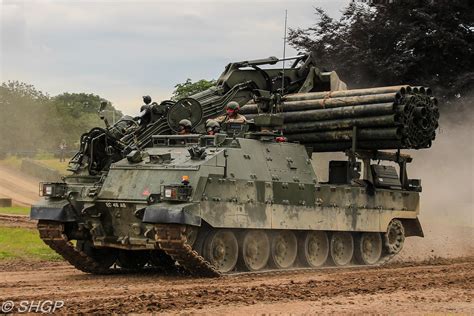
31 53 437 276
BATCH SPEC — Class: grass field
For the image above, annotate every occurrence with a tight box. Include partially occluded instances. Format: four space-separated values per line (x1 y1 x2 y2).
0 156 70 175
0 226 61 260
0 206 30 215
0 206 60 261
37 159 70 174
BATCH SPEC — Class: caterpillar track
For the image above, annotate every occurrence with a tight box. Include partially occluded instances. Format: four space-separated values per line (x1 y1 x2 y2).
38 220 397 278
155 224 221 277
37 220 178 275
38 221 115 274
153 225 398 278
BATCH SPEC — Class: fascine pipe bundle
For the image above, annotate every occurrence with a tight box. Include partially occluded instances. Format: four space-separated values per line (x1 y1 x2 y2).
240 86 439 152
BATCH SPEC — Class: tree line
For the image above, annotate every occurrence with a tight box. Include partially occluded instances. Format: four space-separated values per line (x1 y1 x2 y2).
0 81 122 157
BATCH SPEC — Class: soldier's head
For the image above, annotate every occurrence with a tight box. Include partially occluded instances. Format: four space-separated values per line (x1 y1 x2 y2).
178 119 192 135
226 101 240 117
205 119 220 135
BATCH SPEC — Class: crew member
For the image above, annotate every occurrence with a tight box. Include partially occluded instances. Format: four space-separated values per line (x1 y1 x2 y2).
215 101 247 124
205 119 221 135
177 119 192 135
58 140 67 162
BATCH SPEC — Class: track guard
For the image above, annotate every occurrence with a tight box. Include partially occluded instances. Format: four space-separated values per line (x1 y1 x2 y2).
400 217 424 237
30 199 77 222
143 202 201 226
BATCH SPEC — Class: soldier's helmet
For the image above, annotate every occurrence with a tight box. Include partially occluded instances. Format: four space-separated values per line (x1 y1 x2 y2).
143 95 152 105
226 101 240 111
178 119 192 128
206 119 220 129
206 119 220 135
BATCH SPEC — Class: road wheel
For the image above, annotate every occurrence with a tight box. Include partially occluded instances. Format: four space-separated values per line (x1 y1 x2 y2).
384 219 405 254
354 232 382 265
269 231 297 269
117 250 149 270
203 230 238 273
298 231 329 267
238 230 270 271
329 232 354 266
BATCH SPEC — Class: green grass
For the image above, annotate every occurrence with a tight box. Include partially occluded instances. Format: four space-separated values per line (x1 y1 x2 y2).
0 156 22 170
0 226 61 260
0 207 30 215
35 159 70 174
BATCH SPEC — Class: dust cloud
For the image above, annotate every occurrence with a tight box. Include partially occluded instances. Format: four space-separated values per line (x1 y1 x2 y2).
410 101 473 227
399 97 473 260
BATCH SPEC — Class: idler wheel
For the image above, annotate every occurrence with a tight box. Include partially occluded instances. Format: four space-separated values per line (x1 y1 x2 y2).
329 232 354 266
298 231 329 267
269 231 297 269
203 230 238 273
384 219 405 255
75 240 118 269
238 230 270 271
354 232 382 265
117 250 150 270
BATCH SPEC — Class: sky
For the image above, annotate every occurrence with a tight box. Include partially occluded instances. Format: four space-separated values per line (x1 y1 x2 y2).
1 0 350 115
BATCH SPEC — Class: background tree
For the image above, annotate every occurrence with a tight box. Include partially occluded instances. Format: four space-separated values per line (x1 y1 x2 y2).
171 78 216 100
0 81 122 157
288 0 473 101
50 93 122 149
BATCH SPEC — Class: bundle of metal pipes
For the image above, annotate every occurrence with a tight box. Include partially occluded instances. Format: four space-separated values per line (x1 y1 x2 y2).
240 86 439 152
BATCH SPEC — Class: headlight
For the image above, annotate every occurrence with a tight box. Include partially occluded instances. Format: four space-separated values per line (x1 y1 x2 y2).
44 185 53 196
40 182 67 198
161 185 192 201
164 188 174 198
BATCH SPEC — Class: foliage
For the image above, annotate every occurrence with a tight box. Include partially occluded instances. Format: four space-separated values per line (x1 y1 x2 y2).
171 78 216 100
0 81 49 101
0 207 30 215
0 80 122 156
288 0 474 100
0 227 62 260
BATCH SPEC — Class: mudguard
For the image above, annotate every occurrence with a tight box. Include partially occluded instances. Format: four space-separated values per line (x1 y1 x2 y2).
143 202 201 226
401 217 424 237
30 199 77 222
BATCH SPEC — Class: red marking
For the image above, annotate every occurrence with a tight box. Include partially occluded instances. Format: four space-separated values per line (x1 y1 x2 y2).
276 137 287 143
142 188 151 196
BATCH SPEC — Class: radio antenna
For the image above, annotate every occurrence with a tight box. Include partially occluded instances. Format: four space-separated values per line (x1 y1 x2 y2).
281 9 288 94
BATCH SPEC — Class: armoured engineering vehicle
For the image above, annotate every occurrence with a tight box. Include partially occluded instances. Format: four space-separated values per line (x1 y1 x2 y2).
31 53 437 276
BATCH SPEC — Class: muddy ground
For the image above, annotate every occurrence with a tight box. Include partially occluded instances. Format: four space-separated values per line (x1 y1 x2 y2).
0 257 472 314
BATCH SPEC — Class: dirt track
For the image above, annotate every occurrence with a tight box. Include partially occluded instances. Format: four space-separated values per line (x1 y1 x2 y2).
0 164 39 206
0 258 472 314
0 214 36 228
